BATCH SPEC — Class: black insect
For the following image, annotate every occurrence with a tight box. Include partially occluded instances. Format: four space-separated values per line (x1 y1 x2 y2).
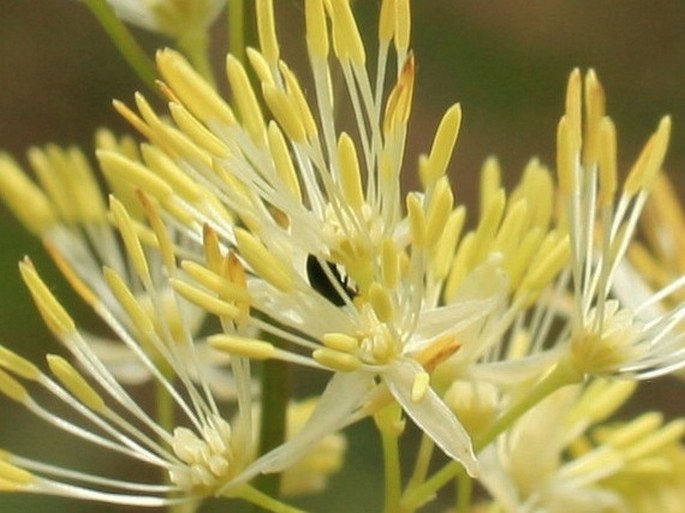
306 255 358 306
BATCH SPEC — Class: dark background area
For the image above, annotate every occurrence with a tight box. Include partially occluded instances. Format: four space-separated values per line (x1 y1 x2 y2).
1 1 685 512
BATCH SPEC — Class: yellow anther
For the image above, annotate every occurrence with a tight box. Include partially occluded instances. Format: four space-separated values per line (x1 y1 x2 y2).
234 228 294 292
103 267 155 338
44 242 98 308
170 278 241 319
306 0 329 58
0 346 39 381
109 196 151 285
209 334 276 360
226 54 266 142
46 354 105 412
267 122 302 202
519 235 570 300
394 0 411 54
556 116 575 195
112 99 154 142
383 53 415 136
262 83 307 143
168 103 229 158
322 332 359 353
203 225 224 273
279 62 319 139
329 0 366 65
444 232 475 301
337 132 364 210
27 146 75 222
505 227 543 289
0 368 28 403
246 48 275 86
313 348 362 372
406 192 426 248
600 412 663 449
431 206 466 281
416 334 461 371
420 104 462 187
368 282 394 323
565 68 582 152
425 177 454 248
181 261 250 304
516 160 553 229
598 117 617 207
0 154 56 235
471 189 505 265
381 238 400 289
582 69 605 166
624 419 685 462
97 150 173 201
378 0 395 44
493 199 528 257
19 259 75 335
479 157 501 216
141 144 200 202
137 191 176 271
156 49 236 126
641 115 671 190
256 0 280 65
0 459 33 486
410 370 430 403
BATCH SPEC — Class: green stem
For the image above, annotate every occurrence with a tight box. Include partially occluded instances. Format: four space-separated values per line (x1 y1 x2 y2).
401 360 583 510
375 403 403 513
81 0 158 91
254 357 289 504
405 434 434 491
474 358 582 452
455 471 472 513
236 484 306 513
228 0 246 64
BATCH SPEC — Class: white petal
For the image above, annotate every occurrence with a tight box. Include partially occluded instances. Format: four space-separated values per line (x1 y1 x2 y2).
408 256 508 352
228 371 373 489
384 358 479 476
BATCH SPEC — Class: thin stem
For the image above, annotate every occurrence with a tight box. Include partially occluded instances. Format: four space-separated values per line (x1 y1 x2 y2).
254 357 289 504
235 484 306 513
474 358 582 452
405 434 434 491
455 471 472 513
375 403 403 513
81 0 157 91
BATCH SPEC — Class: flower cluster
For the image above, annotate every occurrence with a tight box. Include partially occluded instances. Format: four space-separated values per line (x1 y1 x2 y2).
1 1 684 512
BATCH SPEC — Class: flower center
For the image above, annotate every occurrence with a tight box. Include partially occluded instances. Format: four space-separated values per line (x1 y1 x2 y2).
168 415 234 493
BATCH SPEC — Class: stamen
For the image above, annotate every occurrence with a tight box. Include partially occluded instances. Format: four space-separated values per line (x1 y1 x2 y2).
19 259 76 336
322 332 359 353
46 355 105 413
312 348 362 372
226 55 266 143
256 0 280 66
420 104 462 187
209 334 276 360
0 154 56 235
337 132 364 211
410 370 430 403
306 0 329 58
234 228 294 292
156 49 236 126
170 279 241 319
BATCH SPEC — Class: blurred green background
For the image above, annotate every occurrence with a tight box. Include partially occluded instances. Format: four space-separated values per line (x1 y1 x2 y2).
1 1 685 512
